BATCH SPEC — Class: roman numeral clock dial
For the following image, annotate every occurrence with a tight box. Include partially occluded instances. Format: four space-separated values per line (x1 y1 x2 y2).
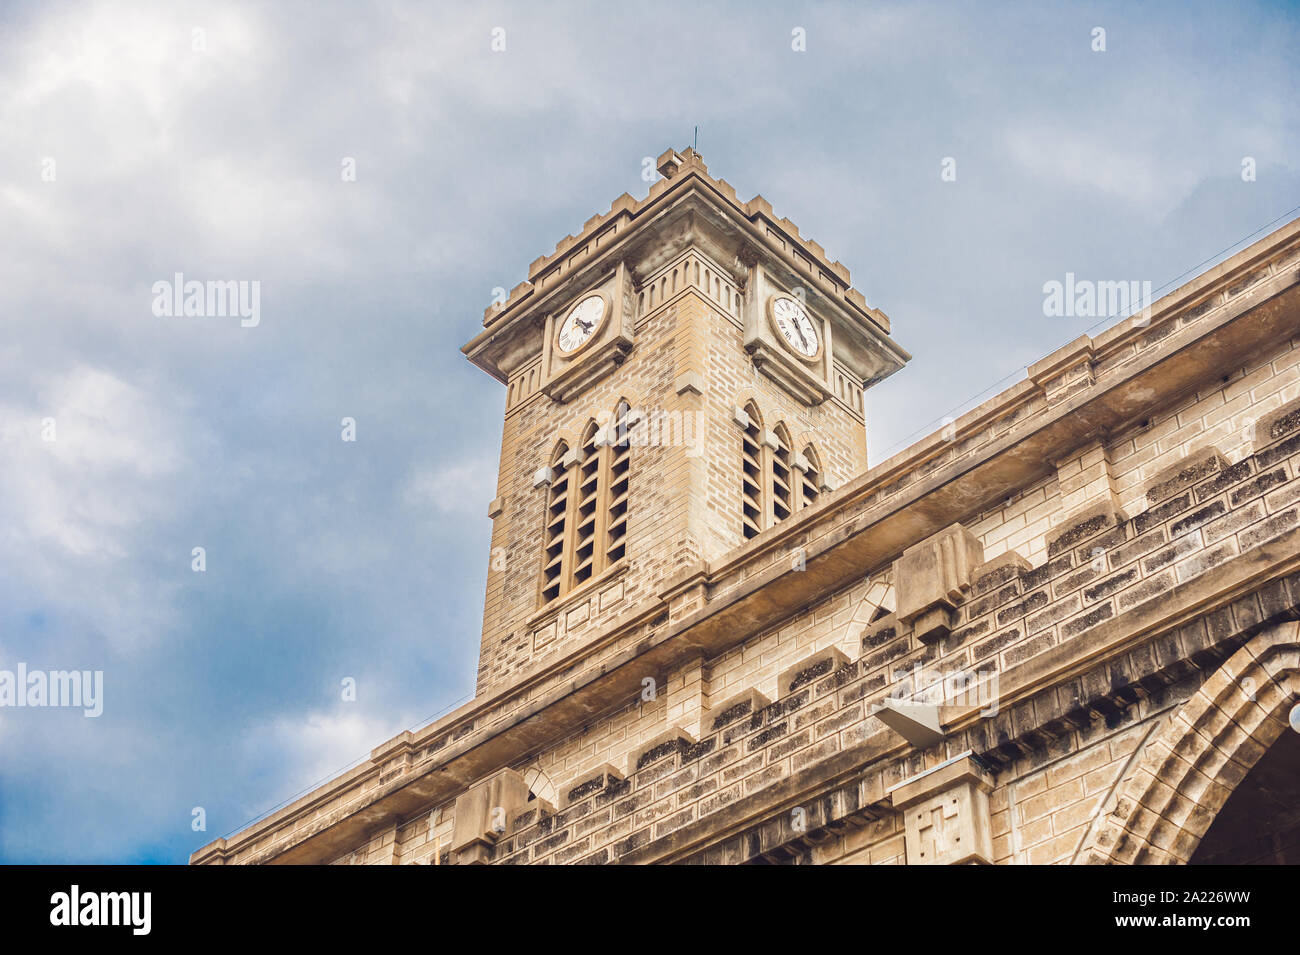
556 293 607 356
768 294 820 360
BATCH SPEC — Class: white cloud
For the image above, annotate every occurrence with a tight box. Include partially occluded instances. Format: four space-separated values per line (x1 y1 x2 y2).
402 458 498 516
1003 122 1197 208
238 707 410 817
0 364 191 647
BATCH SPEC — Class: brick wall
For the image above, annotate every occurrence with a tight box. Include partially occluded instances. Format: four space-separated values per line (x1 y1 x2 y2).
438 346 1300 864
479 265 873 695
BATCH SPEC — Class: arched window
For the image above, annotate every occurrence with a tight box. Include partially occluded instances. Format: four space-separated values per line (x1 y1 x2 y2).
798 444 822 510
540 441 571 604
770 423 794 526
740 407 826 539
604 400 632 566
539 403 633 606
571 421 603 587
741 402 764 540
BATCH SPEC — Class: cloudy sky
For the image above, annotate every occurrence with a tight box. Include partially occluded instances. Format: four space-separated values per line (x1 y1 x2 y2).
1 0 1296 863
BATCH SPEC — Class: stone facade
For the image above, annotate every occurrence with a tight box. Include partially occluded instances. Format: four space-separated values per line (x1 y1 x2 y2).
192 150 1300 866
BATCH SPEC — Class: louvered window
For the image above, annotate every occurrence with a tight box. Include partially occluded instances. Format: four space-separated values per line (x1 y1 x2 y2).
605 401 632 566
741 402 764 540
799 445 821 510
540 442 571 604
572 423 602 586
740 405 826 539
771 424 794 526
540 402 633 606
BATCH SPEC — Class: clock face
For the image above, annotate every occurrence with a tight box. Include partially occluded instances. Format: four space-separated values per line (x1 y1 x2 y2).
770 295 819 359
556 294 606 355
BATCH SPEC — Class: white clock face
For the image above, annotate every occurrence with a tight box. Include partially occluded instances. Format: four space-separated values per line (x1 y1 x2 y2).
771 295 819 358
556 294 606 355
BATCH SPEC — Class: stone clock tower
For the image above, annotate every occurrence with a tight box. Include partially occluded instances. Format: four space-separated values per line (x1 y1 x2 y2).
462 148 910 695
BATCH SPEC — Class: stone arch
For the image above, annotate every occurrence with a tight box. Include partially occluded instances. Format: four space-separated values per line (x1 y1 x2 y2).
837 572 895 657
597 388 649 425
548 426 582 457
1079 619 1300 864
733 391 765 421
521 766 557 806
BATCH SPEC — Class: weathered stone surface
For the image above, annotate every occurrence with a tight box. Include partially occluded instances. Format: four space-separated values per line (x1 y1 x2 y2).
895 524 984 643
890 756 995 865
451 768 531 860
1144 447 1226 506
1047 497 1126 559
1252 394 1300 447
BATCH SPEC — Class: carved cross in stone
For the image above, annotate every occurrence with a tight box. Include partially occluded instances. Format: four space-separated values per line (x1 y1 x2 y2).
916 796 961 861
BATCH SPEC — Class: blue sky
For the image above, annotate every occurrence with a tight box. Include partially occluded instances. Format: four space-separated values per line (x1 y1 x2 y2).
0 0 1297 863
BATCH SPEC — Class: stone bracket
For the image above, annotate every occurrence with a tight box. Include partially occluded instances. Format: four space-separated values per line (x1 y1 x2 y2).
704 688 770 733
873 700 945 749
894 524 984 644
450 768 532 864
560 763 625 808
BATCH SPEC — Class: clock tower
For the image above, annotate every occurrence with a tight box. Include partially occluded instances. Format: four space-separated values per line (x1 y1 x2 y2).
462 148 910 695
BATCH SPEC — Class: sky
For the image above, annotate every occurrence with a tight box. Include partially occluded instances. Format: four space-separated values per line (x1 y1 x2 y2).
0 0 1297 863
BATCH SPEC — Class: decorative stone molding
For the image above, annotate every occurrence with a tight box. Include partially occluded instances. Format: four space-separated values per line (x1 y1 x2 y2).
777 646 849 698
889 753 995 865
1028 336 1096 407
894 524 984 644
532 465 556 489
858 605 898 645
629 727 697 773
1252 394 1300 450
970 550 1032 596
674 370 705 396
450 768 531 865
560 763 624 808
558 444 585 469
874 700 945 749
1143 446 1227 507
1080 620 1300 865
704 688 770 733
510 798 555 836
1045 496 1125 560
487 496 504 519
